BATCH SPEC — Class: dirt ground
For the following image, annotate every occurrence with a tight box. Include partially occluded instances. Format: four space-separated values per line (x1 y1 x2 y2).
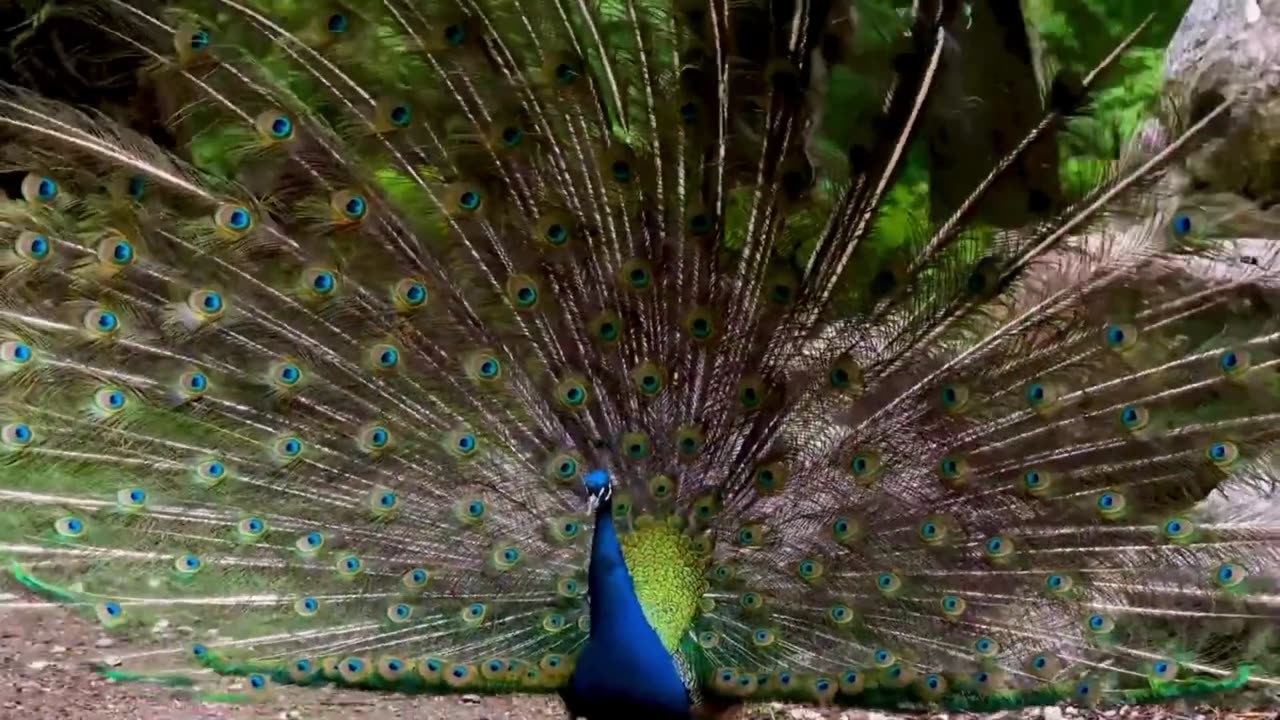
3 581 1277 720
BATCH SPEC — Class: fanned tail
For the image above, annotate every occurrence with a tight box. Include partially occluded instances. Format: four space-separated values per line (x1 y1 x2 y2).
0 0 1276 714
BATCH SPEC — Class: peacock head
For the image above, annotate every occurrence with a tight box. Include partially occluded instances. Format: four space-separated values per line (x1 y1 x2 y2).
583 469 612 514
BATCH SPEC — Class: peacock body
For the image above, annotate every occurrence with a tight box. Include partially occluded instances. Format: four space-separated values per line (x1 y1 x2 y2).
0 1 1277 718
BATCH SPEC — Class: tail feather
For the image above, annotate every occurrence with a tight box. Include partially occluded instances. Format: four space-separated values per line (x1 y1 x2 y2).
0 0 1276 714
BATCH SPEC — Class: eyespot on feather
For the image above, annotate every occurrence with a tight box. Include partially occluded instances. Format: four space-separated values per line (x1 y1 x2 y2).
331 190 370 224
82 308 121 339
255 110 296 143
21 173 60 204
392 278 429 311
214 204 254 237
95 232 136 271
15 231 52 262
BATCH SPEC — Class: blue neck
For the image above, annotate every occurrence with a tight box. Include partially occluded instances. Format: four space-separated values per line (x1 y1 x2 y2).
586 497 645 634
563 497 691 719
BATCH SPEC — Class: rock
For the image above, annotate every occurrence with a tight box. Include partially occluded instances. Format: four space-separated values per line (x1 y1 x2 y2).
1042 706 1065 720
93 637 115 648
788 709 824 720
27 660 55 670
1164 0 1280 198
461 694 482 704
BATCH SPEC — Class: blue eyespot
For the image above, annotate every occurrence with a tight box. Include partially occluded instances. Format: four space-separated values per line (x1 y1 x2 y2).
201 292 222 313
128 489 145 503
411 569 427 583
393 604 411 618
369 428 389 447
111 241 133 264
378 348 398 368
227 208 250 230
302 597 319 612
404 283 426 305
28 235 49 258
343 556 361 572
305 532 323 547
502 548 519 562
270 115 293 138
1173 213 1192 236
295 659 313 673
246 518 264 533
312 271 335 293
444 24 466 46
468 501 484 517
344 196 367 219
1098 493 1116 509
1088 614 1106 629
389 105 411 127
327 13 349 33
280 364 301 384
104 601 122 617
987 537 1004 552
283 439 301 456
192 643 207 657
37 177 57 200
65 517 83 533
182 555 200 569
459 191 481 211
546 223 568 244
457 434 476 452
96 311 118 332
9 342 31 363
379 492 396 507
205 461 224 477
128 176 146 199
11 423 31 443
190 30 210 50
345 659 364 673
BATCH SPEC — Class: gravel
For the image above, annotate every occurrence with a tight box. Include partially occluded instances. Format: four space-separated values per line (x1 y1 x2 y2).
3 580 1276 719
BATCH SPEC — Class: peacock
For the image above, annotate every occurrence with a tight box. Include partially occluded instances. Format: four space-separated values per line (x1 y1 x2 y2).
0 0 1277 718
